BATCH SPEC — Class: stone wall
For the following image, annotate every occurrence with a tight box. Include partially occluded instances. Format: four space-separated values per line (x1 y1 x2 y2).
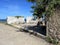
47 9 60 41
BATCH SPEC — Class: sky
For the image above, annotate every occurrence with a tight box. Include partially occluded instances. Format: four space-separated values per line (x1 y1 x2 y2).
0 0 32 19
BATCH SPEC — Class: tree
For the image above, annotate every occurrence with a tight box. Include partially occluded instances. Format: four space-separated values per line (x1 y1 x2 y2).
27 0 60 44
27 0 60 20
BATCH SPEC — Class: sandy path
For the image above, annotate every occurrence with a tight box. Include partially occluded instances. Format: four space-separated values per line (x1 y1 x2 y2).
0 23 50 45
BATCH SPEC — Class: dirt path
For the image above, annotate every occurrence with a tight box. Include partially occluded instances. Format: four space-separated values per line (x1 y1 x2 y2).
0 23 50 45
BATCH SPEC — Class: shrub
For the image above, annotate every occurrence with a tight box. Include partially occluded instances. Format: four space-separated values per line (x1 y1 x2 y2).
46 36 52 43
52 39 59 45
19 28 24 32
46 36 59 45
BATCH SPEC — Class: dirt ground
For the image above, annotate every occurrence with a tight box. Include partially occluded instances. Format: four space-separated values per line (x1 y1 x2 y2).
0 23 50 45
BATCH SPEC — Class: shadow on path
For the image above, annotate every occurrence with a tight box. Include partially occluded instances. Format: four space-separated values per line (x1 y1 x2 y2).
26 25 46 36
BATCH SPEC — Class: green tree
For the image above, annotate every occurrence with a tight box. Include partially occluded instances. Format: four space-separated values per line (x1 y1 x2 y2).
27 0 60 44
27 0 60 20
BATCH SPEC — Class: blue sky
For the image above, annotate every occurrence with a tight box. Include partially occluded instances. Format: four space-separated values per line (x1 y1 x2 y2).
0 0 32 19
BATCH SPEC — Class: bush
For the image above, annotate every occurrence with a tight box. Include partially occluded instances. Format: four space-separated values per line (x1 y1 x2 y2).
46 36 52 43
19 28 23 32
52 39 59 45
46 36 59 45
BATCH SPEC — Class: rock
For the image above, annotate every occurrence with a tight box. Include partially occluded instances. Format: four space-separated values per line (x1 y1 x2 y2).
49 29 54 33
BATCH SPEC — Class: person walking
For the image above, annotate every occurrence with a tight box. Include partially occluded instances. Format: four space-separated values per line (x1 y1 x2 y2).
24 18 27 23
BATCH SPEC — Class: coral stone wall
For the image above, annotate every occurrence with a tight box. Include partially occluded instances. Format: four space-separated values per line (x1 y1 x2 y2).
47 9 60 41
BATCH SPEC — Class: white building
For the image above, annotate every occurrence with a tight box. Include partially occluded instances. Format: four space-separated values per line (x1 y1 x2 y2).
26 16 38 24
7 16 38 24
7 16 25 24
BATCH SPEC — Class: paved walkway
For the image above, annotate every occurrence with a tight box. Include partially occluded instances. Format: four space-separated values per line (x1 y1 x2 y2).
0 23 50 45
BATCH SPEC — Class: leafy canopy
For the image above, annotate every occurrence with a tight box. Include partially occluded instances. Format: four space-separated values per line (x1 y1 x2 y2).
27 0 60 18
